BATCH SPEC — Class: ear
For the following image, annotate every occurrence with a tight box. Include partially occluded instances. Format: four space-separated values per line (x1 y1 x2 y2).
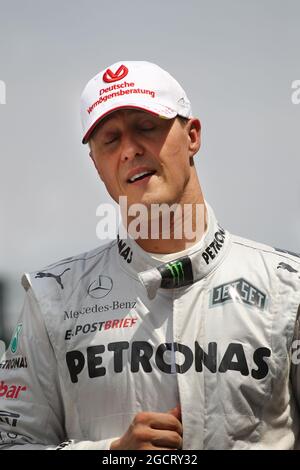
89 150 103 181
187 118 201 158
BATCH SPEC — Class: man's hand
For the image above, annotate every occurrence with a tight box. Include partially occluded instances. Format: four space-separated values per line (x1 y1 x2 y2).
110 405 182 450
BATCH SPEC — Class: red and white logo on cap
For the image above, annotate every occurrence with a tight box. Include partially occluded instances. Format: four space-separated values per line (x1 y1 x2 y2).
103 65 129 83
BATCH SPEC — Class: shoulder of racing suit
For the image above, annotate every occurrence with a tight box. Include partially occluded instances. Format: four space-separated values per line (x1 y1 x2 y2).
21 239 117 294
230 234 300 311
231 234 300 267
21 232 300 306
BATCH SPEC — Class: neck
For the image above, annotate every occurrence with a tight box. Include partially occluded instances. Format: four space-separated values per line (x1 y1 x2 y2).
124 174 207 254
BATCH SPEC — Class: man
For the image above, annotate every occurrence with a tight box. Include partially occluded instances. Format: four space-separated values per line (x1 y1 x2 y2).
0 61 300 450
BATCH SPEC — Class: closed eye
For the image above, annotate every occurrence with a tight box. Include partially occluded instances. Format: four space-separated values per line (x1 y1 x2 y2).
139 125 155 132
104 135 118 145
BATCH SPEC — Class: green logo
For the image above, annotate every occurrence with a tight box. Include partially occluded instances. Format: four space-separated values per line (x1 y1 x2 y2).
10 324 22 354
166 261 184 284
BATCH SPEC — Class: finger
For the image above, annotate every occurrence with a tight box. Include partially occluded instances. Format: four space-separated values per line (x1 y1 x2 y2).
167 404 181 421
150 414 183 435
150 429 183 449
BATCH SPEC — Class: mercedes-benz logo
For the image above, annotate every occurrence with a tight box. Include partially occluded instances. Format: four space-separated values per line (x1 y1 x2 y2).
87 275 113 299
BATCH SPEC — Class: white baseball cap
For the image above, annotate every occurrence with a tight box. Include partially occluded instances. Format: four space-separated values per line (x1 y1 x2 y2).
80 60 192 144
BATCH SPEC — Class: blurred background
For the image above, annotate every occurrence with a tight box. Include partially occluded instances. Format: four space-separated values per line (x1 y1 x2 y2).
0 0 299 345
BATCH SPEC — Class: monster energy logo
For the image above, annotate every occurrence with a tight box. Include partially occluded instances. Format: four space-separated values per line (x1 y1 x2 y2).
10 324 22 354
166 262 184 285
159 257 193 289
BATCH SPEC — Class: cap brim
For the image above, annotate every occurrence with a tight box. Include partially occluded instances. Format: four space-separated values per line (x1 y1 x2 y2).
82 104 177 144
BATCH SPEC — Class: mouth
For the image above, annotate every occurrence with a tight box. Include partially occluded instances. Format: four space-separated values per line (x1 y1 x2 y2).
127 170 157 184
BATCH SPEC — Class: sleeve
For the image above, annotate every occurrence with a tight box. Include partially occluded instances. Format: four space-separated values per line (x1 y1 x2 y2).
0 287 116 450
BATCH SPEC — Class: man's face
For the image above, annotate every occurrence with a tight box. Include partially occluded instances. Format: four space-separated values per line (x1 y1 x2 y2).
89 109 200 208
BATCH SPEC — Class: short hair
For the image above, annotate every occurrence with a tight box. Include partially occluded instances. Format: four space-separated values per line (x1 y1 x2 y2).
177 116 189 125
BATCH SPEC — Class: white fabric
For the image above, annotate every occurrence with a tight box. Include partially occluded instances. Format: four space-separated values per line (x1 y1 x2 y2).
0 204 300 449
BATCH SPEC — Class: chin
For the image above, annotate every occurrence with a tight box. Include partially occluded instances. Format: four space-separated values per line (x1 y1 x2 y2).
125 187 178 208
137 192 167 206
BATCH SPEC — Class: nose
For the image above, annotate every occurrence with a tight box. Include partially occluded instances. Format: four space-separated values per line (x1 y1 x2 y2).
120 133 144 163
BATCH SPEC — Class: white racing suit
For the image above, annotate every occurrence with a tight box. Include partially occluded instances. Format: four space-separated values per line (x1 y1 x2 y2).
0 203 300 450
